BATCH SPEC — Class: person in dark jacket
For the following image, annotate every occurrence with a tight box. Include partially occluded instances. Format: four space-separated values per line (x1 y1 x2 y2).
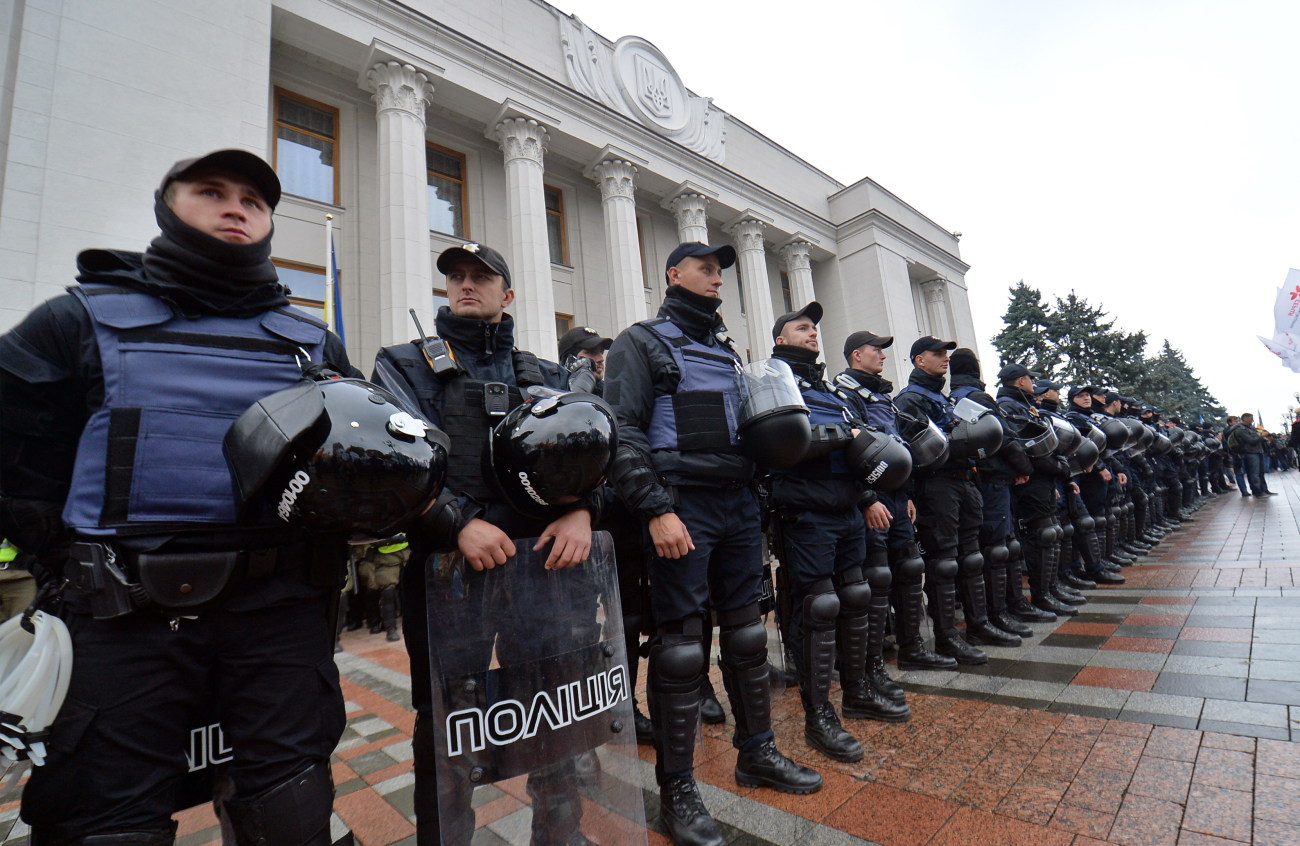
766 305 908 764
836 330 946 685
947 350 1044 634
892 338 990 665
0 150 357 844
604 243 821 846
1231 413 1275 497
372 242 597 845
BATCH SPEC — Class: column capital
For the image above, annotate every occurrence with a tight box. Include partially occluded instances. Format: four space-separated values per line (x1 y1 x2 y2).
366 61 434 116
495 117 550 167
726 216 768 253
591 159 637 201
778 239 813 273
667 192 708 227
921 277 949 303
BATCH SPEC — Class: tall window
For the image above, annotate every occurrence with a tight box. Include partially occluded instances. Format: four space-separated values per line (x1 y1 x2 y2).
274 260 326 320
274 89 338 205
427 144 467 237
555 313 573 338
544 185 568 265
780 271 793 312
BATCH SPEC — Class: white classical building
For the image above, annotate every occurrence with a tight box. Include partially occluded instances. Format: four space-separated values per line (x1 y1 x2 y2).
0 0 976 386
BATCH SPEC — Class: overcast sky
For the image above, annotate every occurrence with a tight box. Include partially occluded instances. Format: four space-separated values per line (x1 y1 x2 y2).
557 0 1300 430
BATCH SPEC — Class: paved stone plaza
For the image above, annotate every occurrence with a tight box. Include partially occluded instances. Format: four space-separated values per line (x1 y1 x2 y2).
2 471 1298 845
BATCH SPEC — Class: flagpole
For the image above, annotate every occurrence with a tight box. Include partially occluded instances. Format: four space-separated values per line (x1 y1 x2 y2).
323 214 336 334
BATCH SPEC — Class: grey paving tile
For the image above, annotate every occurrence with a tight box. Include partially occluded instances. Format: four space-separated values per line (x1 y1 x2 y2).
1021 645 1098 665
1254 629 1300 645
1046 701 1121 719
1054 684 1131 708
1160 654 1250 678
1116 710 1200 729
1197 718 1292 741
1183 604 1255 616
1085 650 1167 670
1250 643 1300 661
1183 615 1253 628
947 672 1009 693
897 669 958 687
1255 615 1300 629
1171 640 1251 658
1115 624 1183 638
1200 698 1290 727
1249 660 1300 682
1153 672 1246 701
1247 679 1300 707
998 679 1068 700
1122 691 1205 718
712 792 816 844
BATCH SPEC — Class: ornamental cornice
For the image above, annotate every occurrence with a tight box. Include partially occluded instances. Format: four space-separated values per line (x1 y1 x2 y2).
366 61 434 117
495 117 550 167
592 159 638 201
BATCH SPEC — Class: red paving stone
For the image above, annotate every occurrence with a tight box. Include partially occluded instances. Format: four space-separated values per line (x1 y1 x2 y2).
1100 635 1176 653
1072 666 1160 691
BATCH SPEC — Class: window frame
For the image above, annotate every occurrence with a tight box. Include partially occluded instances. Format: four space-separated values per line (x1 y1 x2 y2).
273 258 328 317
543 184 569 266
273 87 340 206
426 142 469 239
555 313 574 339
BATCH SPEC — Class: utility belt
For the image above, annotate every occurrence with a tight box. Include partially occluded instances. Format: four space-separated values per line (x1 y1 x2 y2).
69 540 317 619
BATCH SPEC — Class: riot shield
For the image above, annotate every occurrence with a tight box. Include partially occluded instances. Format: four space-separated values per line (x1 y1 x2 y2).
426 530 648 846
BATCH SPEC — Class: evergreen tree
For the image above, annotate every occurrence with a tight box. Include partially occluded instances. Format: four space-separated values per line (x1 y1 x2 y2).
1047 291 1148 389
991 282 1060 376
1137 340 1226 425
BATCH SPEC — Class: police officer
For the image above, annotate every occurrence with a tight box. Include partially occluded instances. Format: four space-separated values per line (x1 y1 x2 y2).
558 325 659 743
605 243 822 846
997 364 1081 617
0 150 357 843
835 330 937 693
893 337 989 665
373 242 597 845
356 536 409 642
767 304 908 762
946 350 1042 635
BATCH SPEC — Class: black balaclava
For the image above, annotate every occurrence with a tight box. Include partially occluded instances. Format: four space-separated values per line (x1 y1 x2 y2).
139 192 287 317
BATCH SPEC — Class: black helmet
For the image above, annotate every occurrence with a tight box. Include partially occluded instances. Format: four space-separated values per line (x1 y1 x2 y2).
1090 414 1129 452
1119 418 1147 455
737 358 811 470
1003 410 1059 457
948 398 1005 460
1133 423 1155 455
844 429 912 491
1069 437 1101 475
1149 428 1173 456
225 378 450 540
1049 415 1083 456
488 389 617 519
896 411 950 468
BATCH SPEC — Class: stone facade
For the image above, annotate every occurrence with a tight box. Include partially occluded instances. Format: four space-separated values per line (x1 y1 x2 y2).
0 0 975 386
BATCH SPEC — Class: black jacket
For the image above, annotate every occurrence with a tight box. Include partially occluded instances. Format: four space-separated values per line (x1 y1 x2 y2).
949 374 1032 482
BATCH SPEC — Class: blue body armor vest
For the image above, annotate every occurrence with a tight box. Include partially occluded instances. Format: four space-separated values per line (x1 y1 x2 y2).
775 381 853 479
63 284 328 535
949 385 979 403
897 383 957 429
642 319 743 460
833 374 898 436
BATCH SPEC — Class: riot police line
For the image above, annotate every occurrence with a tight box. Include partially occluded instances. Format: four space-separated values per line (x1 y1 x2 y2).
0 148 1228 846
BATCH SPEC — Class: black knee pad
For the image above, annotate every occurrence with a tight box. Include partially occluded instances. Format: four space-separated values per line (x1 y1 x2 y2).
984 544 1009 565
895 552 925 581
861 563 891 593
932 557 959 579
650 636 704 685
1006 538 1022 560
1109 506 1122 519
224 762 334 846
1075 515 1096 533
958 552 984 576
803 578 840 628
720 619 768 669
1035 525 1056 546
835 576 872 615
1061 522 1075 540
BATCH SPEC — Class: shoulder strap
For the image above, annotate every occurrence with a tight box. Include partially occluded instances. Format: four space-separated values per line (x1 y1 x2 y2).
512 348 545 387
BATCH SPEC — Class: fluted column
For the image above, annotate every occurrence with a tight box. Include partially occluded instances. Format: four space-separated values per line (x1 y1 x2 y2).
666 192 710 244
728 217 775 361
779 240 816 309
367 61 436 346
495 117 554 355
921 278 954 340
592 159 646 330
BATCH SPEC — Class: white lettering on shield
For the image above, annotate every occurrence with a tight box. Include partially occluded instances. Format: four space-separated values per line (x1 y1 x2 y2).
185 723 233 772
444 664 629 756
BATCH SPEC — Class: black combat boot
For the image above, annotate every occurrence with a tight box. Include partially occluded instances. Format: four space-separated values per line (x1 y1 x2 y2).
659 776 724 846
734 738 824 794
894 578 957 670
984 544 1033 637
377 585 401 642
930 571 988 665
1005 539 1056 622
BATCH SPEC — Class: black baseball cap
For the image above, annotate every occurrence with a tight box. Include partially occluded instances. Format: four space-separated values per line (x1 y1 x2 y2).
909 336 957 360
1067 385 1097 401
436 242 512 288
1099 390 1121 404
1033 378 1063 394
665 242 737 278
842 330 894 362
558 326 613 360
772 301 823 340
997 363 1039 383
160 149 281 209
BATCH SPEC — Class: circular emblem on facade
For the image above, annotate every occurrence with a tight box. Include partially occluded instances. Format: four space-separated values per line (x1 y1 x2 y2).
612 37 690 134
